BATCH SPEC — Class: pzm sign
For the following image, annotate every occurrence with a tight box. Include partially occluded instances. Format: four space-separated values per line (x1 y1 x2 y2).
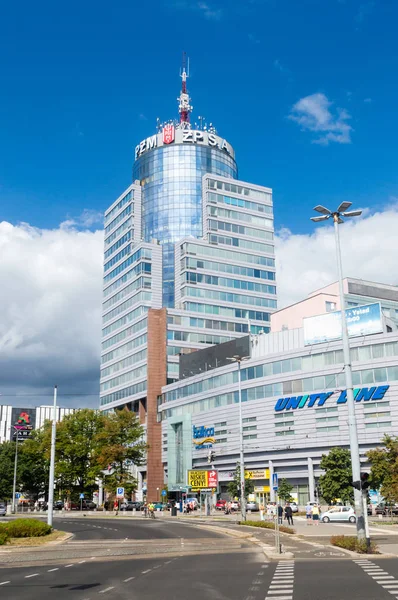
274 385 389 412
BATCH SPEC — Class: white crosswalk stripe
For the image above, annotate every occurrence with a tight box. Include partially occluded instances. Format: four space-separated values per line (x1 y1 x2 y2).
355 559 398 598
265 562 295 600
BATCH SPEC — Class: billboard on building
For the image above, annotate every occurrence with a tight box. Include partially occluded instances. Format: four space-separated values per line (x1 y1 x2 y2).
303 302 383 346
11 408 36 441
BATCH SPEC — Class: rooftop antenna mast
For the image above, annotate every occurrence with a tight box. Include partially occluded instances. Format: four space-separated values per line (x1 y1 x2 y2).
178 52 193 129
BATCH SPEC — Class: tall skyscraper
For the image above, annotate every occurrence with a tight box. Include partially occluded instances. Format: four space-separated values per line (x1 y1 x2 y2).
100 59 277 498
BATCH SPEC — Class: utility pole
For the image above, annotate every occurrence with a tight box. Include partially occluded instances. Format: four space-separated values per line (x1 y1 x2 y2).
311 202 365 541
47 385 57 527
12 428 19 514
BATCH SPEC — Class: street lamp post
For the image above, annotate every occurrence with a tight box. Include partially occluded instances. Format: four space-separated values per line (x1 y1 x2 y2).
12 427 20 514
228 355 249 522
47 385 57 527
311 201 365 541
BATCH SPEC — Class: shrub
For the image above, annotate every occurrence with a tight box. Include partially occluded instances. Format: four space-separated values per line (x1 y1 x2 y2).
0 519 52 538
240 520 295 534
0 532 9 545
331 535 379 554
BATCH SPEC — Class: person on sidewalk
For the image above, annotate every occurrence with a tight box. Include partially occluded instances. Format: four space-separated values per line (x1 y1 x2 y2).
259 502 265 521
285 503 294 526
277 504 283 524
312 503 320 526
305 502 313 525
113 499 119 516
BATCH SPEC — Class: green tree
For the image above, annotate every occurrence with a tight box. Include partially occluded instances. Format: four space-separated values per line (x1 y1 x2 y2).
54 409 105 496
277 478 294 502
0 442 17 500
319 447 353 505
96 409 147 495
227 465 254 500
368 435 398 504
19 429 50 500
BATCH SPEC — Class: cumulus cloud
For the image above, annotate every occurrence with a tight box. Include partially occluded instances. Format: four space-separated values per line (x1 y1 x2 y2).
275 203 398 308
289 93 353 145
0 221 103 407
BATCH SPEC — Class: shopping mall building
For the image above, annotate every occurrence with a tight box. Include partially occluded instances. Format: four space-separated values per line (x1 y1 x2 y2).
100 62 276 499
160 278 398 505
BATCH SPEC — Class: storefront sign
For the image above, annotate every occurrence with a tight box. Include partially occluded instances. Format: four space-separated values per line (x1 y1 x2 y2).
187 470 218 491
245 469 270 480
303 302 383 346
192 425 215 449
274 385 389 412
254 486 271 492
135 128 234 159
11 408 36 440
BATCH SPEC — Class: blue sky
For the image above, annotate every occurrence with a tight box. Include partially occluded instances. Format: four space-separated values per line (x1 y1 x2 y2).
1 0 397 234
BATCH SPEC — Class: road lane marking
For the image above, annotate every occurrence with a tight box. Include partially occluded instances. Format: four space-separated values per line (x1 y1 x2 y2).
99 587 114 594
79 560 86 564
124 577 135 582
0 582 10 586
265 561 295 600
48 568 59 572
65 564 73 568
142 569 152 574
25 573 39 578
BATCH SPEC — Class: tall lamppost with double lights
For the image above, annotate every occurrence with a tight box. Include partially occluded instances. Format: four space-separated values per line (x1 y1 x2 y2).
311 201 365 541
227 354 249 521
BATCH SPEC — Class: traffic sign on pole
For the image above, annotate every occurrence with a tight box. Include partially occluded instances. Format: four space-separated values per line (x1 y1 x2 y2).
116 487 124 499
79 493 85 499
161 490 167 497
272 473 278 491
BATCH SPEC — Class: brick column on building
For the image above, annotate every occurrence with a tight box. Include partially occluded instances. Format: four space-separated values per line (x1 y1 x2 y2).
146 308 167 501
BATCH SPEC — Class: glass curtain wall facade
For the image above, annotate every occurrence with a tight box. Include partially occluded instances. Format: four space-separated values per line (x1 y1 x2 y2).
133 144 237 307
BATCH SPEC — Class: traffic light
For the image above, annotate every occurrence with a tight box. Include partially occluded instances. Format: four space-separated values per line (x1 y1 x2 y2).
350 472 370 490
361 472 371 489
207 450 215 464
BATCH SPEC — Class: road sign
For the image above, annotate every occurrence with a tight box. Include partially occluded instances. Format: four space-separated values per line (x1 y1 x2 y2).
79 493 85 499
15 492 21 499
272 473 278 491
161 490 167 497
116 487 125 499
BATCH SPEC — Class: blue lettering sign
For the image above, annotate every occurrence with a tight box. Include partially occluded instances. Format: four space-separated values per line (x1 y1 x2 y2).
274 385 389 412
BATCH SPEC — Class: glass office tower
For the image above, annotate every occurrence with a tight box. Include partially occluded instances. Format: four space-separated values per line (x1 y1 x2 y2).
100 64 277 500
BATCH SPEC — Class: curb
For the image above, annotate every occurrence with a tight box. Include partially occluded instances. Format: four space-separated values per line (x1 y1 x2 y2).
195 523 294 560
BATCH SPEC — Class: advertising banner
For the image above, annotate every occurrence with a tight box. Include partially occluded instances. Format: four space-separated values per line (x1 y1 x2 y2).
187 470 218 490
303 302 383 346
11 408 36 441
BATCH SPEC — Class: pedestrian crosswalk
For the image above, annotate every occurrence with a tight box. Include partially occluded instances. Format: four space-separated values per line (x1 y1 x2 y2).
265 561 295 600
354 559 398 597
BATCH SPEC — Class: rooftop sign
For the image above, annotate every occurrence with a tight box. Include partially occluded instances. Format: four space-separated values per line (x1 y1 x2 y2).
303 302 383 346
135 128 235 160
274 385 389 412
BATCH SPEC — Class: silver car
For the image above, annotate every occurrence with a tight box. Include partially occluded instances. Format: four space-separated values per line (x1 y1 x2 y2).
320 506 356 523
246 502 259 511
0 503 6 517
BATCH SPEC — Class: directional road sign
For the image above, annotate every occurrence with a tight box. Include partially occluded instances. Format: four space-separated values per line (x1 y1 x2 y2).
272 473 278 491
161 490 167 497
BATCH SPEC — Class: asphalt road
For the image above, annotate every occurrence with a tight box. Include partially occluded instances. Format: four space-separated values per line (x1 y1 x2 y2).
52 517 224 541
4 553 398 600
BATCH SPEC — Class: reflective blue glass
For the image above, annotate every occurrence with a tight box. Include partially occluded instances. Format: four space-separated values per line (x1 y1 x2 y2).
133 144 237 306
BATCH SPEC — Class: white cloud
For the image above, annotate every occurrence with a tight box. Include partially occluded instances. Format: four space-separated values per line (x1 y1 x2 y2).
289 93 353 145
275 203 398 308
197 1 222 19
0 221 103 406
364 97 372 103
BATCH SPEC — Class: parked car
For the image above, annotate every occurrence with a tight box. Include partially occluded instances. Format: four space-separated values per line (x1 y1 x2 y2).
230 501 240 511
0 502 6 516
321 506 356 523
154 502 165 510
53 501 64 510
374 503 398 516
216 500 226 510
290 502 299 513
246 502 259 511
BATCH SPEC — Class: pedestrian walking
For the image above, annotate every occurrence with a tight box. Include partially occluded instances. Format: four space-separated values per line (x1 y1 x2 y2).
312 503 320 525
305 502 313 525
113 499 119 516
259 502 265 521
266 503 272 521
284 503 294 526
143 502 148 517
277 504 283 524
